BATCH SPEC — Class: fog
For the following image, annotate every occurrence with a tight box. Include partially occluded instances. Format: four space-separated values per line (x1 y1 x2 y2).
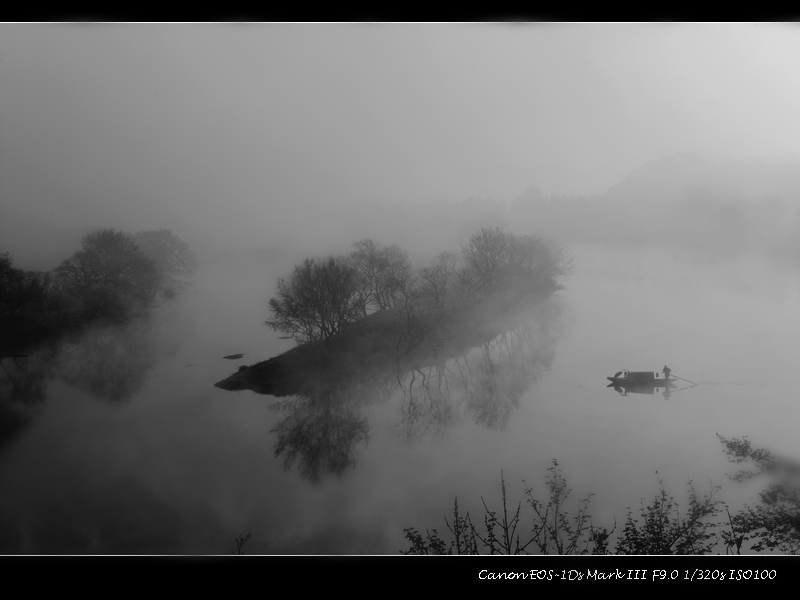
1 23 800 555
3 23 800 267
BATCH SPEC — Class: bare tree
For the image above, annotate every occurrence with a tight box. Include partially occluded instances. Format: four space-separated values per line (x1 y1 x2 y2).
266 256 363 343
134 229 197 299
614 476 722 555
0 253 43 319
417 251 460 312
349 239 412 315
460 227 514 296
460 227 573 306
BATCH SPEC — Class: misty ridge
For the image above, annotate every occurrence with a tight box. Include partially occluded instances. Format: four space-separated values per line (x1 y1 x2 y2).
513 153 800 259
302 153 800 269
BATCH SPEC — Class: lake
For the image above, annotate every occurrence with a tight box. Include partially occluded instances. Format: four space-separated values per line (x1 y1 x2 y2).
1 242 798 554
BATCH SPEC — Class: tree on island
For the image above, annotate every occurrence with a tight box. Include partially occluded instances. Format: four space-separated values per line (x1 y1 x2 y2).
460 227 572 305
264 227 573 348
134 229 198 300
266 256 363 343
348 239 412 315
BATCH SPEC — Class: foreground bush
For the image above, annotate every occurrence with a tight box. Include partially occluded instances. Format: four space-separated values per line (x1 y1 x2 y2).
401 460 722 555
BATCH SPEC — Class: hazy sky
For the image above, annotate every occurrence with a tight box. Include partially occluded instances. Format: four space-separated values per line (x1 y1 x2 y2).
2 23 800 265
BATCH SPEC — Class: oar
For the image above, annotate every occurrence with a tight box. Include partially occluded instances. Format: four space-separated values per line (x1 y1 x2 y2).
673 375 697 385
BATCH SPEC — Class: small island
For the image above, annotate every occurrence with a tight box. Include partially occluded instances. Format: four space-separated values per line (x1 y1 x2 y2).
215 227 572 397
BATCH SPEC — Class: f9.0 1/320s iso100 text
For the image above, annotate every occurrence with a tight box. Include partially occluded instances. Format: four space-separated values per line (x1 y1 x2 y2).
477 569 778 581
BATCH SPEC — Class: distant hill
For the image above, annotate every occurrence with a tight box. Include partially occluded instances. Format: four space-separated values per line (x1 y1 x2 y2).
602 152 800 206
504 153 800 259
603 153 717 204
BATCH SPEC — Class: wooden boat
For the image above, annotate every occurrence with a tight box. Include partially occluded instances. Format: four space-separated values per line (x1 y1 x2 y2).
606 370 674 385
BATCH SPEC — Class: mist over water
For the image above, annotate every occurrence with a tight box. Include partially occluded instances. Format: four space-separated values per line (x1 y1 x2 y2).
1 239 797 553
2 23 800 554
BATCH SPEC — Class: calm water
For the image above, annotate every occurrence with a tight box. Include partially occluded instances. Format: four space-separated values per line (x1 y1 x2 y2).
1 244 798 554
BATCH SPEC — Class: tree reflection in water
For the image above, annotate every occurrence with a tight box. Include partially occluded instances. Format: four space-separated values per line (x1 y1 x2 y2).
396 316 556 441
270 395 371 483
269 300 562 480
52 320 159 403
0 318 168 455
0 351 53 450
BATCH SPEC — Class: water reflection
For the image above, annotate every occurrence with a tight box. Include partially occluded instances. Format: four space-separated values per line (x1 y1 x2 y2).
0 354 49 406
0 318 164 455
608 381 676 397
268 304 561 480
398 324 554 440
52 321 159 403
270 394 371 483
606 379 698 399
0 352 51 450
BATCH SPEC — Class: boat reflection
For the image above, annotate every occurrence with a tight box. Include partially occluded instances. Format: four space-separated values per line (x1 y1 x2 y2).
607 380 676 397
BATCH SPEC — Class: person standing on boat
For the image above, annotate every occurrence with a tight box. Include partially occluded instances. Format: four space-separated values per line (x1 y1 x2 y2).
662 365 671 380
